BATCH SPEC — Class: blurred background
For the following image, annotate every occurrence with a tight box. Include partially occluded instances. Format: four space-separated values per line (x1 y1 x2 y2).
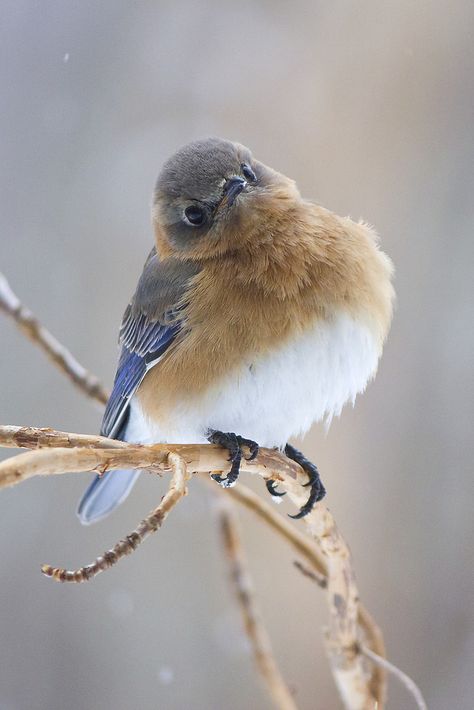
1 2 473 708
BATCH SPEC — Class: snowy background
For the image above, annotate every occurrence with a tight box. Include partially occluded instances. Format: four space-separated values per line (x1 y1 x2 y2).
1 2 473 708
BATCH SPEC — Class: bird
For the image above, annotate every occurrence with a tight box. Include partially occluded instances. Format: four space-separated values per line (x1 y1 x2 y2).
77 137 394 525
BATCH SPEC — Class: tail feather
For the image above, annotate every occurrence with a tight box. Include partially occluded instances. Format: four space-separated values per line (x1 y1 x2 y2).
77 469 141 525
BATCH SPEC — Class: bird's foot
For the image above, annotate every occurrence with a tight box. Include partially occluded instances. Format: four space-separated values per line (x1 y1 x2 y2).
207 430 259 488
284 443 326 519
265 479 286 499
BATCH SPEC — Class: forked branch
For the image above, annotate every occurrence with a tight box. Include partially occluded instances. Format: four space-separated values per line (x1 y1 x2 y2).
41 451 190 582
0 429 383 708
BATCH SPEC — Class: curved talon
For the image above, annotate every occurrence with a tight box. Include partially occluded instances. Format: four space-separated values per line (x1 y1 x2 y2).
207 430 257 489
284 443 326 518
288 479 325 519
236 435 259 461
302 466 319 488
266 479 286 497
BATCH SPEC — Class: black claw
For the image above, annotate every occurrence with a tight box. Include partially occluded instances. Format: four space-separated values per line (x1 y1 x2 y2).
224 450 242 487
266 479 286 498
207 430 258 488
284 443 326 518
237 435 259 461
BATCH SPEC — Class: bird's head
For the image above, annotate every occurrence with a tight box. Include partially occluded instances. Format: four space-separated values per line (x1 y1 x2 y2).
152 137 299 260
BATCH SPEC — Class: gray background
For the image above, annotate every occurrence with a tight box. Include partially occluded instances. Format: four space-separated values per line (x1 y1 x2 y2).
1 2 473 709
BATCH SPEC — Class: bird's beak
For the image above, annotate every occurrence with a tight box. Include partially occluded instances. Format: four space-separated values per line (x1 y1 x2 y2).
220 176 247 208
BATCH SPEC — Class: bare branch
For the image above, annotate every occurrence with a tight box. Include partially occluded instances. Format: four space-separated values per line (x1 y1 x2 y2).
0 431 388 708
248 481 381 709
293 560 327 588
218 498 297 710
0 431 301 491
0 425 126 450
0 272 108 406
360 646 427 710
0 426 387 707
42 451 190 583
0 444 166 489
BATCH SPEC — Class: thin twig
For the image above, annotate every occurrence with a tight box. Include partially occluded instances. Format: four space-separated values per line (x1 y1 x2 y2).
0 272 108 406
218 498 297 710
42 451 190 583
293 560 327 588
222 481 327 580
360 646 427 710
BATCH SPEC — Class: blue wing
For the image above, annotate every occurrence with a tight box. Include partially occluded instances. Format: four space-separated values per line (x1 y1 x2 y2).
77 321 179 525
77 252 197 525
101 319 179 440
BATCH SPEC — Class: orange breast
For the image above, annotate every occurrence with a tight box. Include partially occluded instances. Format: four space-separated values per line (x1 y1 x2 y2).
138 201 394 426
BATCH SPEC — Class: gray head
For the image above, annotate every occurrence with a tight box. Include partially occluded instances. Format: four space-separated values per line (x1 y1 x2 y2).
152 137 293 258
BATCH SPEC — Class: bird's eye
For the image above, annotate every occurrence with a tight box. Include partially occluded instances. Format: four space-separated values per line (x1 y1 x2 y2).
241 163 257 183
184 205 205 227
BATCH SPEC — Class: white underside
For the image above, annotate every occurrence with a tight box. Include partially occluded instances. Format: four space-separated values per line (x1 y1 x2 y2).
124 312 380 448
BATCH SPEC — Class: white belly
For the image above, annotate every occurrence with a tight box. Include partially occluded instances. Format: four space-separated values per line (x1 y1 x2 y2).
125 311 380 448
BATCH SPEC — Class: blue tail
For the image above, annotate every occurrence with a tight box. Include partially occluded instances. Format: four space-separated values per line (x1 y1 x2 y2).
77 469 141 525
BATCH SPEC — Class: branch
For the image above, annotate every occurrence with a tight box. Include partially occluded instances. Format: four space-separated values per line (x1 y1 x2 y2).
293 560 327 588
2 427 389 707
0 430 382 708
218 498 297 710
42 451 190 582
304 507 373 709
223 482 386 704
0 425 126 450
0 429 301 490
360 646 427 710
0 427 320 710
0 272 108 406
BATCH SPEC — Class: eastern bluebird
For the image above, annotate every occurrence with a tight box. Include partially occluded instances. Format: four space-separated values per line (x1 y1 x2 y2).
78 137 394 524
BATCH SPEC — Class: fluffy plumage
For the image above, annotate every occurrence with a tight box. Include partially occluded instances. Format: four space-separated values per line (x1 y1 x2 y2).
78 137 394 524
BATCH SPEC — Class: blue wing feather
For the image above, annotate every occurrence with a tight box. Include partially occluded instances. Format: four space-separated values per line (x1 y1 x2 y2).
101 322 178 439
77 320 180 524
77 251 197 525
